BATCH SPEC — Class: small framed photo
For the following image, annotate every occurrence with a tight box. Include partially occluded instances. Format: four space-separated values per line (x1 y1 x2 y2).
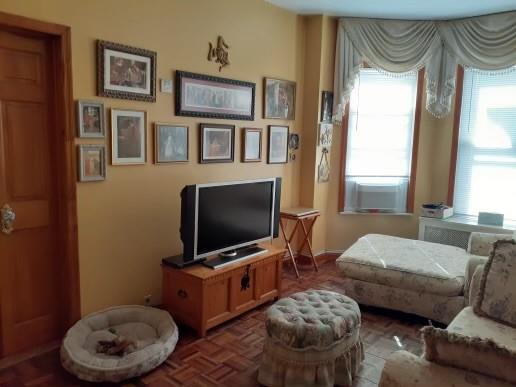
77 145 106 182
264 78 296 120
320 91 333 123
268 125 289 164
242 128 262 162
97 40 157 102
154 123 189 163
318 123 333 147
77 100 105 138
111 109 146 165
200 123 234 163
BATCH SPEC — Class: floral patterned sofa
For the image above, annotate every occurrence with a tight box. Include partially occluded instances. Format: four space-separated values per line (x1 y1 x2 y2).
378 239 516 387
336 231 515 324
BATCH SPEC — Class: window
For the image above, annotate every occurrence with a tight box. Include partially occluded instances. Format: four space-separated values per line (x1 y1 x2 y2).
453 68 516 221
342 68 421 213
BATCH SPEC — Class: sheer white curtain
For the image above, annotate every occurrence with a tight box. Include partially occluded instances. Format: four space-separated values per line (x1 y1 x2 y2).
334 12 516 120
454 68 516 221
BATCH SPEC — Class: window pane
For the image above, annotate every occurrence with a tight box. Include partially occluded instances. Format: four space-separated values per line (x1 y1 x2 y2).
454 68 516 221
344 68 417 212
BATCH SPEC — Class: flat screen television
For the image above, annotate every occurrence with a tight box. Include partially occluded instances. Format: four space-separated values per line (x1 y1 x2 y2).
176 177 281 268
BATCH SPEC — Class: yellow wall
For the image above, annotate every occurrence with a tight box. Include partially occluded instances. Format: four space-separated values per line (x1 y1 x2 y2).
0 0 306 315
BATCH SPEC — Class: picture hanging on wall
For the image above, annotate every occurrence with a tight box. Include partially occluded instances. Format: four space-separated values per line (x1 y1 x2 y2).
154 123 189 163
176 71 255 120
77 100 105 138
264 78 296 120
111 109 146 165
242 128 262 162
320 91 333 123
77 145 106 182
97 40 157 102
318 123 333 147
267 125 289 164
200 123 235 163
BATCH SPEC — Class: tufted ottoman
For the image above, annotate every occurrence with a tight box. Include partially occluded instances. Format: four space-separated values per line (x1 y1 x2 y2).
258 289 364 387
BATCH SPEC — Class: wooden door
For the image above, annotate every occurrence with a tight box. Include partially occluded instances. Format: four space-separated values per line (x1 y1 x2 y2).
0 29 62 356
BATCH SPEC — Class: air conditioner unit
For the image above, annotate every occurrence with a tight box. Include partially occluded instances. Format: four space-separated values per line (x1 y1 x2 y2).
356 183 402 212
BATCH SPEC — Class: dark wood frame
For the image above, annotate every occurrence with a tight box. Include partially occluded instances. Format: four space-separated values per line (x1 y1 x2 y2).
199 123 235 164
176 71 255 120
97 40 157 102
0 12 80 336
110 108 147 165
267 125 289 164
447 65 465 206
154 123 189 164
77 145 106 182
320 91 333 123
338 69 425 213
76 100 105 138
241 127 262 162
264 77 296 120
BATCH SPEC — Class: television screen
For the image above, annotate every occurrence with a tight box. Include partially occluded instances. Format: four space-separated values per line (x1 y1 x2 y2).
196 180 274 256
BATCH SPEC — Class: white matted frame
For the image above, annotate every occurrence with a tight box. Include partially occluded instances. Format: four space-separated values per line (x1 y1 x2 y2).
77 145 106 182
267 125 289 164
76 100 105 138
111 108 147 165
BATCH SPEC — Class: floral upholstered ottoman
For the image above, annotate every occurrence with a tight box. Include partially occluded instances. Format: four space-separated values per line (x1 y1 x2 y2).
258 289 364 387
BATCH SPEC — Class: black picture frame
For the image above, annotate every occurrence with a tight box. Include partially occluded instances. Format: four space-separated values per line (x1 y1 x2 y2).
199 123 235 164
97 40 157 102
176 71 255 120
320 91 333 123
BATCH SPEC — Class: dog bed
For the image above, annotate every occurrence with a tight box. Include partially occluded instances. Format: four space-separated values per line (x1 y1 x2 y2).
61 305 178 382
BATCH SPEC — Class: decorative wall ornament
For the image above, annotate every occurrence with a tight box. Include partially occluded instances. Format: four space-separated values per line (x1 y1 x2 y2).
317 148 330 183
208 36 230 71
334 12 516 120
288 133 299 161
318 123 333 147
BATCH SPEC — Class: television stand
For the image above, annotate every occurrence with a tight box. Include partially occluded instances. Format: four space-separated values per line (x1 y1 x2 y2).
203 245 267 269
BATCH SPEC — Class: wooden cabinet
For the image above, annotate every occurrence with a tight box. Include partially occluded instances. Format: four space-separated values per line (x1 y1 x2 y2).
162 244 284 336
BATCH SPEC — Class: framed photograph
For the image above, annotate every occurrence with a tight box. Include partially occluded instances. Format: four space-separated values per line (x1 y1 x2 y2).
77 100 105 138
200 123 234 163
111 109 146 165
320 91 333 123
264 78 296 120
97 40 156 102
176 71 255 120
318 123 333 147
242 128 262 162
268 125 289 164
154 123 189 163
77 145 106 182
288 133 299 150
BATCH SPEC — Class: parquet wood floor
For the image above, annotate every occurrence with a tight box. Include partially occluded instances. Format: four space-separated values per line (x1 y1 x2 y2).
0 259 426 387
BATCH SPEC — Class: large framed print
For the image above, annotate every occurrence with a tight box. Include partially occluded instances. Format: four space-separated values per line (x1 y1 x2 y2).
264 77 296 120
200 123 234 163
111 109 146 165
176 71 255 120
97 40 156 102
268 125 289 164
154 123 189 163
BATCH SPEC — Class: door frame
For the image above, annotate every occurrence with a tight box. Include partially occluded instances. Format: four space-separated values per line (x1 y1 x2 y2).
0 12 80 337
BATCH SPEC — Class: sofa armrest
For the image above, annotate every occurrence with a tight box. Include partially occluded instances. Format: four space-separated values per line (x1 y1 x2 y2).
467 232 512 256
467 265 485 305
379 351 513 387
464 255 487 304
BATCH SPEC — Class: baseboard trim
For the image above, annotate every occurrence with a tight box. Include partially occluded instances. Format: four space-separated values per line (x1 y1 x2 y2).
0 340 60 370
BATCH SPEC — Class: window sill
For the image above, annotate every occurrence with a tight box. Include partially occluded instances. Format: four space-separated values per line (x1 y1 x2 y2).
339 211 414 216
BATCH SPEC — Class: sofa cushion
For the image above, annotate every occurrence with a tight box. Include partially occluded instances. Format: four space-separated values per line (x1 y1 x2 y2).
336 234 469 296
474 239 516 327
422 309 516 384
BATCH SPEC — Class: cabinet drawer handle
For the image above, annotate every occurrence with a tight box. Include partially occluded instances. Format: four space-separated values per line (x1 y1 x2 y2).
177 289 188 299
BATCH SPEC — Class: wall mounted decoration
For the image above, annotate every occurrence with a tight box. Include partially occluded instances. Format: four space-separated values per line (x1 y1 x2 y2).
176 71 255 120
264 78 296 120
111 109 146 165
318 123 333 147
320 91 333 123
77 145 106 182
200 123 235 163
242 128 262 162
154 123 188 163
97 40 156 102
317 148 330 183
208 36 230 71
288 133 299 161
160 79 173 93
77 100 105 138
268 125 289 164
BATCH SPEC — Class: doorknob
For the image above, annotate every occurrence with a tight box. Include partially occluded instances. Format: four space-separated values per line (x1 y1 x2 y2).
1 204 15 234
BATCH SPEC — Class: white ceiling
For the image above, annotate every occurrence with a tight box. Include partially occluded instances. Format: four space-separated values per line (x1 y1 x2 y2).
265 0 516 20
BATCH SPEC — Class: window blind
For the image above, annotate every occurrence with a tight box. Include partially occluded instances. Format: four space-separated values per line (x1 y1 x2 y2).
454 68 516 221
344 68 418 212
